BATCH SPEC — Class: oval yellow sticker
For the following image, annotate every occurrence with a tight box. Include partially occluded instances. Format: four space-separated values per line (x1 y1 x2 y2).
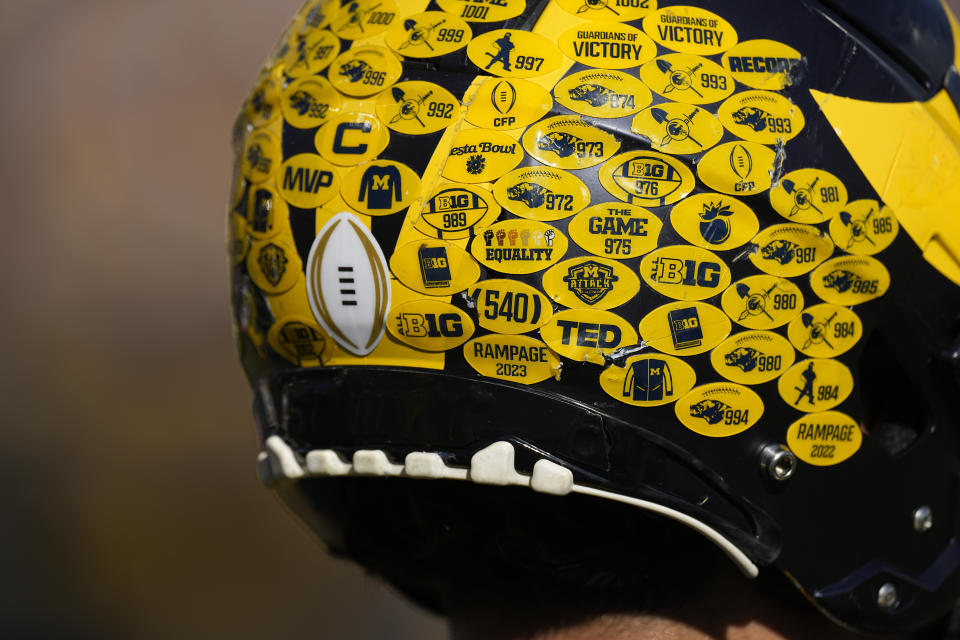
810 256 890 306
375 81 461 135
779 359 853 413
750 223 834 278
718 90 805 145
567 202 662 260
267 316 332 367
554 70 651 119
241 130 282 184
554 0 657 22
241 183 290 240
385 12 473 58
769 168 848 224
280 76 342 129
638 54 735 104
386 298 475 352
389 239 481 295
493 166 591 221
328 46 403 97
467 29 563 78
676 383 763 437
721 39 803 91
787 411 862 467
522 116 621 170
787 303 862 359
542 257 641 310
331 0 398 39
437 0 525 23
340 160 421 216
721 275 803 330
670 192 758 250
540 308 638 365
697 141 776 196
283 28 339 79
247 236 302 295
464 334 561 384
415 183 501 240
599 150 696 206
467 78 553 131
828 199 899 256
315 112 390 166
638 301 731 356
640 245 731 301
600 354 696 407
471 219 568 274
558 23 657 69
466 279 554 335
711 330 795 385
643 6 738 56
631 103 724 155
278 153 340 208
442 128 524 183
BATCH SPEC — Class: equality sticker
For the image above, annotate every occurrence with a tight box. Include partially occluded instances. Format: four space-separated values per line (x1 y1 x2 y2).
750 223 834 278
637 54 735 105
278 153 340 209
331 0 399 40
315 112 390 167
697 141 776 196
711 330 795 385
638 300 731 357
675 383 763 437
540 308 638 366
283 28 340 78
467 78 553 131
779 358 853 413
640 245 731 301
670 192 758 250
642 6 738 56
280 75 342 130
247 236 302 295
442 128 524 184
267 316 332 367
328 46 403 97
567 202 662 260
375 81 460 136
631 103 724 156
769 168 848 225
241 130 281 184
721 275 803 330
599 150 695 207
721 39 803 91
467 29 563 79
828 199 899 256
788 303 862 358
554 70 651 119
600 353 696 407
466 279 554 335
471 219 568 274
387 298 475 352
385 12 473 58
557 22 657 70
718 90 805 145
786 411 862 466
340 160 421 216
437 0 525 23
554 0 657 22
463 334 561 384
415 183 501 240
493 166 591 221
389 239 480 296
810 256 890 306
522 116 620 170
541 257 641 310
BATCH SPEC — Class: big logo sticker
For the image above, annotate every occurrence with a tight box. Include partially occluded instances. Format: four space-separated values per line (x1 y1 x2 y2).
493 167 591 221
387 299 475 352
415 184 501 240
600 354 696 407
542 257 640 310
389 239 480 296
640 245 731 301
554 70 651 119
540 309 637 365
567 202 662 260
599 150 695 207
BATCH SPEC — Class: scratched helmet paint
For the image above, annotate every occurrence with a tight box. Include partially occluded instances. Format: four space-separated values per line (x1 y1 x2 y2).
231 0 960 634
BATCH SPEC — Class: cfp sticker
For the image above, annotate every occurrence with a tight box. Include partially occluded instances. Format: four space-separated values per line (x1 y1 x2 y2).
670 193 758 251
436 0 525 22
631 103 723 156
829 200 899 256
316 112 390 167
376 81 460 136
642 6 738 56
710 331 795 386
721 39 803 91
463 334 561 385
697 141 776 196
341 160 421 216
810 256 890 306
787 303 862 358
599 150 695 207
522 116 620 170
281 76 342 129
787 411 862 466
467 29 563 78
638 301 730 357
331 0 399 40
720 275 804 330
239 183 289 240
718 90 805 145
769 168 848 224
567 202 662 260
248 237 301 294
278 153 340 209
471 219 567 275
553 70 651 119
328 46 403 97
390 240 481 296
415 184 501 240
267 317 331 366
637 54 735 105
387 299 475 352
749 223 834 278
466 78 554 131
542 257 640 310
467 279 554 335
675 383 763 438
442 128 524 184
553 0 657 22
778 359 853 413
557 22 656 70
493 167 591 222
600 354 696 407
241 130 281 184
385 12 473 58
283 28 340 78
640 245 731 301
539 309 638 365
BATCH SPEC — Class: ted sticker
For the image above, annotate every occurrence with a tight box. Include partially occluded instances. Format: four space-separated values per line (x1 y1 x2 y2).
787 411 862 466
769 168 848 225
600 354 696 407
779 359 853 413
541 257 641 311
641 245 731 301
787 303 862 358
558 23 657 69
810 256 890 305
828 200 899 256
467 29 563 79
466 279 554 335
494 167 591 222
415 184 501 240
471 219 568 275
599 150 695 207
522 116 620 170
711 331 795 386
554 70 651 119
540 309 638 365
567 202 662 260
721 275 803 330
675 383 763 438
387 299 475 352
463 334 561 385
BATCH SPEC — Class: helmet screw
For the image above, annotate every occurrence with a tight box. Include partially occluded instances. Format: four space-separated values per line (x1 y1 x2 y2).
877 583 899 609
912 506 933 533
760 444 797 481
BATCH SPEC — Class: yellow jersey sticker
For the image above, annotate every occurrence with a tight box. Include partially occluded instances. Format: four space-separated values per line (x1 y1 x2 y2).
787 411 862 467
640 245 731 301
779 359 853 413
721 275 803 330
386 299 475 352
494 167 591 221
540 309 638 365
389 239 481 295
670 193 758 250
375 81 461 136
599 150 696 206
554 70 651 119
467 279 554 334
697 141 776 196
437 0 525 22
463 334 561 384
750 223 834 278
341 160 421 216
638 301 731 357
247 236 302 295
675 383 763 437
280 76 342 129
557 23 657 69
788 303 862 358
810 256 890 305
442 128 524 183
385 12 472 58
541 257 641 310
315 112 390 166
471 219 567 274
244 73 282 128
711 330 795 385
328 46 403 97
415 183 502 240
567 202 662 260
721 39 803 91
278 154 340 208
241 183 290 240
331 0 399 40
638 54 734 104
829 199 899 256
718 90 805 145
631 103 724 155
554 0 656 22
467 30 563 78
600 354 695 407
241 130 282 184
467 78 553 130
643 6 738 56
267 316 332 367
522 116 621 170
769 168 848 224
283 28 340 78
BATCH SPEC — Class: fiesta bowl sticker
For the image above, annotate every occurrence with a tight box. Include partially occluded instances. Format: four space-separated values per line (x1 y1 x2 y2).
306 212 391 356
247 236 302 295
810 256 890 305
467 30 563 79
787 411 862 466
375 81 460 136
721 39 803 91
280 76 342 130
390 239 480 296
631 103 723 156
282 27 340 78
437 0 524 23
384 12 472 58
328 46 403 97
675 383 763 437
769 168 848 224
442 128 524 184
387 299 475 352
522 116 620 170
554 70 651 119
471 219 567 274
267 316 332 366
600 354 695 407
415 184 501 240
643 6 738 56
638 301 731 357
638 54 734 105
828 200 899 256
787 303 862 358
670 193 758 250
540 309 638 365
554 0 657 22
721 275 803 330
493 167 591 221
749 223 834 278
241 130 281 184
464 334 561 384
599 150 695 207
711 331 795 385
341 160 421 216
779 358 853 413
278 154 340 209
697 141 776 196
541 257 640 310
640 245 731 301
467 78 553 131
557 23 657 70
316 112 390 167
466 279 553 334
718 91 805 145
239 183 290 240
567 202 661 260
331 0 398 40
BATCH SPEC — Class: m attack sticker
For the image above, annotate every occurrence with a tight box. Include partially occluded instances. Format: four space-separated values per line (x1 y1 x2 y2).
778 359 853 413
637 54 734 105
749 223 834 278
437 0 525 23
553 0 656 22
340 160 421 216
240 130 281 184
389 239 481 296
828 200 899 256
540 309 638 365
466 279 553 335
768 168 848 225
387 298 475 352
553 70 651 119
493 167 591 221
670 193 758 250
697 141 776 196
331 0 398 40
640 245 731 301
467 29 563 79
415 184 501 240
522 116 620 170
711 330 794 386
541 257 640 310
567 202 662 260
384 11 473 58
718 90 804 145
786 411 862 466
675 383 763 438
280 76 342 129
720 275 803 330
278 153 340 209
442 128 524 183
787 303 862 358
630 103 723 156
267 317 331 367
638 301 731 357
721 39 802 91
471 219 567 274
642 6 738 56
600 354 696 407
557 23 657 69
810 256 890 306
247 237 301 295
328 46 403 97
316 112 390 166
375 81 460 136
466 78 553 131
463 334 561 384
599 150 695 207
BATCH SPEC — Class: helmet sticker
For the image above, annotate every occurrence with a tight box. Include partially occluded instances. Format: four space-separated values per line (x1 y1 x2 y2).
749 223 834 278
470 220 567 274
240 130 282 184
600 354 696 407
389 239 480 296
340 160 422 216
675 383 763 437
493 167 591 221
828 200 899 256
787 303 862 358
282 27 340 78
330 0 399 40
415 184 501 240
466 30 563 79
553 70 651 119
386 299 475 352
553 0 657 23
315 112 390 167
638 301 731 357
640 245 731 301
539 309 637 365
697 141 776 196
247 236 302 294
710 331 795 385
522 116 621 170
385 11 473 59
466 78 554 131
720 275 803 330
541 257 641 310
670 192 758 250
466 279 554 335
809 255 890 305
327 46 403 97
637 54 735 105
567 202 661 259
631 103 724 156
718 90 805 145
278 153 340 209
599 150 695 206
267 316 332 366
376 81 461 136
442 128 524 184
557 22 656 69
786 411 862 466
463 334 561 384
778 358 853 413
280 76 342 130
642 6 738 56
769 168 848 224
720 39 803 91
436 0 525 23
